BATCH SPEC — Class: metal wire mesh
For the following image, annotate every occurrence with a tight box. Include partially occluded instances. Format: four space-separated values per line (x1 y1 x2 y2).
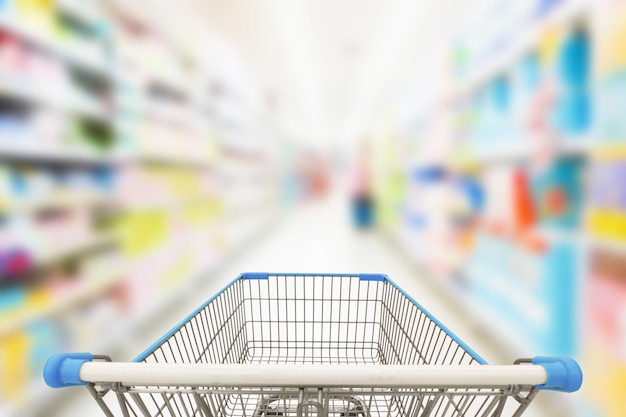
90 274 537 417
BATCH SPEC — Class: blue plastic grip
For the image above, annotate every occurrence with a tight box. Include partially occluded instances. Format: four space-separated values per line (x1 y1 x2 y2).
358 274 386 281
532 356 583 392
240 272 269 280
44 353 94 388
239 273 387 281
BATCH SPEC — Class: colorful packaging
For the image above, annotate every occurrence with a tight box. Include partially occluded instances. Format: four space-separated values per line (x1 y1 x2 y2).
596 71 626 142
555 29 591 136
26 320 58 380
0 330 30 401
512 168 536 231
584 250 626 417
531 156 584 229
588 157 626 240
587 251 626 359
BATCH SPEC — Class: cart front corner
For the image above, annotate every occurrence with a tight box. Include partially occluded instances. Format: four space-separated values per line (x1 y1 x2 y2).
44 352 94 388
532 356 583 392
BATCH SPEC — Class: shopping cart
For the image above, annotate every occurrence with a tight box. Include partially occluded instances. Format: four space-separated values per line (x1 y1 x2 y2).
44 273 582 417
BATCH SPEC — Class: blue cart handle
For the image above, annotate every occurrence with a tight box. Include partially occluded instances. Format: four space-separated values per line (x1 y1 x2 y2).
44 353 112 388
531 356 582 392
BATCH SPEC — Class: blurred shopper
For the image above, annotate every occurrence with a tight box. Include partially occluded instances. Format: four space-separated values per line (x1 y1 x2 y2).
350 141 374 229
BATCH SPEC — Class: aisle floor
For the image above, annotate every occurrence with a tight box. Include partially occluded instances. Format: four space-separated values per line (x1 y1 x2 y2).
47 192 553 417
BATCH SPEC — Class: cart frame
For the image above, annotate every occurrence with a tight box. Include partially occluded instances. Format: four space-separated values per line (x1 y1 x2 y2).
45 273 582 417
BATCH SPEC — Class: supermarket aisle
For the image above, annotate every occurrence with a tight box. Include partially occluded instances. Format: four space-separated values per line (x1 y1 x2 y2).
48 189 548 417
157 189 510 363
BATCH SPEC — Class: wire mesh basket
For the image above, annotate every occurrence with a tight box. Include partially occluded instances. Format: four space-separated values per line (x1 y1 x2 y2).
45 273 582 417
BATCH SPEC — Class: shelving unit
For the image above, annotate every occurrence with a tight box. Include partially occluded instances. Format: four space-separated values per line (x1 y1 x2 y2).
454 135 593 166
0 145 119 164
0 1 285 416
370 1 626 415
0 14 110 75
0 260 126 338
33 232 117 266
0 190 112 214
461 0 589 93
374 0 593 362
0 77 110 121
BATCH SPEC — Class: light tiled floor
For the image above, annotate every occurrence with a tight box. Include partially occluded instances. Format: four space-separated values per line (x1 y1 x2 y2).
46 191 563 417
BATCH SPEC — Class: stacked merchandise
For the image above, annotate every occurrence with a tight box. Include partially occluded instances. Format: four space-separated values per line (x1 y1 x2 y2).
0 1 285 417
372 0 626 416
112 165 224 308
583 1 626 416
375 0 591 361
0 0 122 415
456 0 589 357
109 7 281 318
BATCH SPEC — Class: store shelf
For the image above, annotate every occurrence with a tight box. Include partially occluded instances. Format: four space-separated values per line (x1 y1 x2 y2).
0 3 286 417
125 152 216 169
34 232 118 266
586 236 626 256
56 0 105 26
95 208 280 356
0 13 110 76
0 192 113 215
0 261 127 338
385 229 537 358
534 227 583 243
461 0 590 93
456 136 594 166
0 143 119 165
224 199 276 219
148 77 191 102
0 74 110 121
117 195 219 213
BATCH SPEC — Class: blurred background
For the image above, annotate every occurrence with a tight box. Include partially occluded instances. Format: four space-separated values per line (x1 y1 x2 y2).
0 0 623 416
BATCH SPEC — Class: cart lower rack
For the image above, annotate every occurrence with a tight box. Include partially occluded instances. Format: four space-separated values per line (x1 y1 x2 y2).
45 273 582 417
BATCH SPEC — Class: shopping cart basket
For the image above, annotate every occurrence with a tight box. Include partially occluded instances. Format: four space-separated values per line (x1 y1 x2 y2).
44 273 582 417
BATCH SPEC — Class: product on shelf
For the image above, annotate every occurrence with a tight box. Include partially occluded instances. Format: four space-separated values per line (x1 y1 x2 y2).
0 247 32 280
511 51 542 137
588 156 626 241
512 168 536 232
554 28 591 136
595 0 626 78
0 0 284 413
584 249 626 417
535 0 566 18
467 227 578 355
531 156 584 229
67 117 114 153
0 329 29 401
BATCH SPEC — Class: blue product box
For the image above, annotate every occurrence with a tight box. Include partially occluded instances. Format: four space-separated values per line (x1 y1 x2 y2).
531 157 584 229
595 71 626 142
539 242 578 355
0 286 27 313
558 30 590 89
27 320 60 378
555 91 591 136
534 0 565 18
91 167 116 192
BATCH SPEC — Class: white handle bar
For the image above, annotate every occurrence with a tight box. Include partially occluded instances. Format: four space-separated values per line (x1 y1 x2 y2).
79 362 547 388
44 354 582 392
43 354 583 392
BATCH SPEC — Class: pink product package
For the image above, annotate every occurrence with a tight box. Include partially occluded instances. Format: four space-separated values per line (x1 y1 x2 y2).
586 272 626 359
126 240 180 305
189 231 216 272
36 208 92 248
117 168 163 206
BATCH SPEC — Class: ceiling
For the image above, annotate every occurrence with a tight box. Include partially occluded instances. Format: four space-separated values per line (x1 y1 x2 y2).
160 0 482 147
